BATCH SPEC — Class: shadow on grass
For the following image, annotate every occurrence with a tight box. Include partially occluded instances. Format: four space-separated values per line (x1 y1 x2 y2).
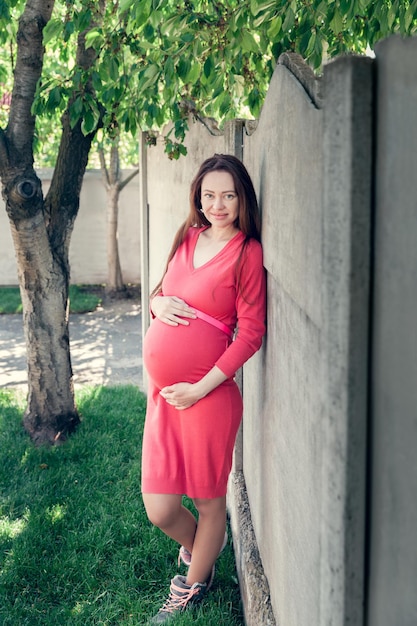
0 387 243 626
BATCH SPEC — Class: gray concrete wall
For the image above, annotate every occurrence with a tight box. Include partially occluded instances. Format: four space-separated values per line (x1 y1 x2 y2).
368 36 417 626
240 57 324 626
0 169 141 286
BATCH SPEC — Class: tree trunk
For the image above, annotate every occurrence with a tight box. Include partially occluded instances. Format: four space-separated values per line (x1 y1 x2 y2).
99 138 139 295
9 206 79 445
107 184 124 291
0 0 103 444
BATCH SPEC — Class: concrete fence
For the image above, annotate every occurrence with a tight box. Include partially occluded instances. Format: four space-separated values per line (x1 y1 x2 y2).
140 36 417 626
0 168 141 286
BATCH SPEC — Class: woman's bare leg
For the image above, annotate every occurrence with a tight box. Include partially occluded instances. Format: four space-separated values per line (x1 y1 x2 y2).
142 493 197 552
187 496 227 585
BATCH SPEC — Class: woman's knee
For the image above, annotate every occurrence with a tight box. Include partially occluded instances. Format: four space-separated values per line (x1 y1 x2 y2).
142 493 182 529
193 495 226 518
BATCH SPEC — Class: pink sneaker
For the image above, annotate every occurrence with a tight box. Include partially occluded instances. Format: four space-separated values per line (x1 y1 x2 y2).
149 574 207 623
178 530 228 567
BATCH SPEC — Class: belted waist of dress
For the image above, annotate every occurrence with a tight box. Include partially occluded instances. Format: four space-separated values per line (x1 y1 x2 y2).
193 308 233 339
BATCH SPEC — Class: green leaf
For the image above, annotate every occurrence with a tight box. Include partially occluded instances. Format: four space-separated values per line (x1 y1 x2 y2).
72 96 83 116
404 5 415 32
164 55 175 84
98 62 109 83
108 57 119 82
180 31 195 43
267 15 282 39
42 19 63 44
250 0 279 18
149 9 163 29
219 92 232 117
130 0 152 27
85 29 104 50
69 101 82 128
76 8 92 33
81 110 96 134
240 29 258 53
305 31 317 57
47 86 62 110
330 8 344 34
339 0 352 15
282 7 295 32
119 0 135 14
356 0 372 12
160 14 179 37
91 71 102 92
185 62 200 83
387 2 397 29
247 87 261 117
143 23 154 41
176 58 190 80
63 20 75 42
204 56 213 79
139 64 161 90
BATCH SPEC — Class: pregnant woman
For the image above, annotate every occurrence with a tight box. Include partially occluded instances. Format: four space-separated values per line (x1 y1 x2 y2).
142 154 266 623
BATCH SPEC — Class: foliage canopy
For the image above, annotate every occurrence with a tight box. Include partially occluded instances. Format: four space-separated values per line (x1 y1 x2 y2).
0 0 416 161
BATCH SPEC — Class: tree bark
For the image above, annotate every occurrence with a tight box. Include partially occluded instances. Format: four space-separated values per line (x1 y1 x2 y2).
107 183 124 291
98 138 139 294
0 0 103 444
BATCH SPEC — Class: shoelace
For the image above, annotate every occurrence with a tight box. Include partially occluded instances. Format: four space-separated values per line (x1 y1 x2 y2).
160 582 201 614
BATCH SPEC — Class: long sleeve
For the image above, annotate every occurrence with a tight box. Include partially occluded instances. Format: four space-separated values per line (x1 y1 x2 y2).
215 240 266 378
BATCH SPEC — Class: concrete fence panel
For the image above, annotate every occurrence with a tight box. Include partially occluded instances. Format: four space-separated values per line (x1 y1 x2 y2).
239 55 324 626
320 55 373 626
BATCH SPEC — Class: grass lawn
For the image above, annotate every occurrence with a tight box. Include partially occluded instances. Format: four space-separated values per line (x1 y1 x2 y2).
0 285 102 315
0 386 244 626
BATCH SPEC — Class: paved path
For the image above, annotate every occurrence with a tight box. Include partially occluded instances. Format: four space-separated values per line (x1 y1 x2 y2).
0 300 144 393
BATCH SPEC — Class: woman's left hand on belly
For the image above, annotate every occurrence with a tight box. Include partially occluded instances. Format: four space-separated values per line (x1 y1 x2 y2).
159 382 201 410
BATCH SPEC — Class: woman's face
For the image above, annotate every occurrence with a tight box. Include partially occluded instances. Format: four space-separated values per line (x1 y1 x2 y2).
200 170 239 231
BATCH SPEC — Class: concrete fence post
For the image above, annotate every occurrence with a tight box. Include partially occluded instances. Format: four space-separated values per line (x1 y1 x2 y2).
320 55 374 625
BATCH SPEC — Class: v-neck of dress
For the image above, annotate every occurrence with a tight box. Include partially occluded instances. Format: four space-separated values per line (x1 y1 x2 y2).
191 227 244 271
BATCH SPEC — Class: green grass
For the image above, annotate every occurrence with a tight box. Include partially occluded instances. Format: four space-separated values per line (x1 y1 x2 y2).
0 287 22 314
0 386 244 626
0 285 102 315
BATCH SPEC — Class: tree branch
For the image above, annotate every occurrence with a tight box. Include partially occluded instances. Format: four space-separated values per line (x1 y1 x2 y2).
6 0 55 164
109 142 119 186
118 168 139 193
98 146 110 189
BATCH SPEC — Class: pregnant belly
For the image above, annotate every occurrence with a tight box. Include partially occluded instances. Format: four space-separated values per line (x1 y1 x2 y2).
143 317 230 389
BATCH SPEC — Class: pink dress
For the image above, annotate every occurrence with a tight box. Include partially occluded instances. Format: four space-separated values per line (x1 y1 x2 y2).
141 226 266 498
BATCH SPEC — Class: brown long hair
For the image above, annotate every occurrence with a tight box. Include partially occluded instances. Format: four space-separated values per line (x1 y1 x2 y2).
151 154 261 298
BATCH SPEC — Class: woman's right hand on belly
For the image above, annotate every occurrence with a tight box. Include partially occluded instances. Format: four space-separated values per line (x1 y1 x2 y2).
151 295 197 326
